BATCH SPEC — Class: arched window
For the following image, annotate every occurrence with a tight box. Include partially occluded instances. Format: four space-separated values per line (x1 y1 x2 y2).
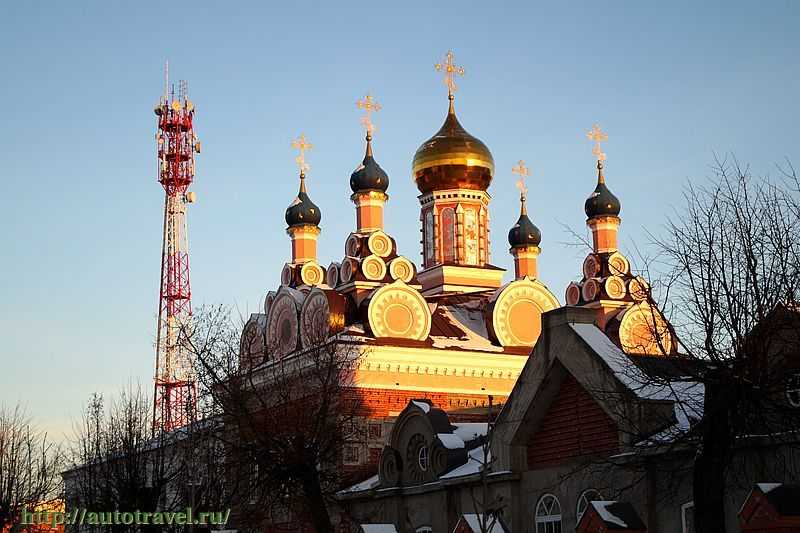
415 528 432 533
576 489 603 527
535 494 562 533
440 207 456 263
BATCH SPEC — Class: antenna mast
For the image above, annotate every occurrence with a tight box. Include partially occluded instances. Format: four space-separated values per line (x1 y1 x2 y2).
152 66 200 433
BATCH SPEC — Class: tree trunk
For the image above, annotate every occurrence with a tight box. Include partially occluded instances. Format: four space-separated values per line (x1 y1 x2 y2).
693 382 733 533
302 468 332 533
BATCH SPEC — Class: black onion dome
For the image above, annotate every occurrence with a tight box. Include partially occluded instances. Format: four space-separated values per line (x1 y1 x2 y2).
350 140 389 193
285 178 321 227
584 164 621 218
508 212 541 248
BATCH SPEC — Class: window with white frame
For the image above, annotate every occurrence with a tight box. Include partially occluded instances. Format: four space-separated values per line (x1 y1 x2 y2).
415 527 432 533
681 501 695 533
576 489 603 527
535 494 562 533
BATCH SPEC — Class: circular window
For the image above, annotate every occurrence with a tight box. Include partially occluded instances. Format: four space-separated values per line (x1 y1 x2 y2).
418 445 428 471
786 374 800 407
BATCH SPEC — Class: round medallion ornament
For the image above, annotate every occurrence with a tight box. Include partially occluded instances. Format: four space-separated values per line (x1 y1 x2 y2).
264 291 276 315
266 288 303 358
280 263 294 286
340 257 358 284
367 281 431 340
299 261 324 286
607 251 630 276
582 278 601 302
604 275 627 300
388 256 416 283
326 262 340 288
489 278 560 347
583 254 601 279
565 282 582 306
361 254 387 281
628 276 650 301
345 234 362 257
299 287 348 347
618 301 673 356
367 230 393 258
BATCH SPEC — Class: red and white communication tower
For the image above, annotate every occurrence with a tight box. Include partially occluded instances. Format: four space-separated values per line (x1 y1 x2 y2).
152 72 201 433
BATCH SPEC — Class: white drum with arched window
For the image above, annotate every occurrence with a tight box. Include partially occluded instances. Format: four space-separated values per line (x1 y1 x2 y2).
535 494 562 533
576 489 603 527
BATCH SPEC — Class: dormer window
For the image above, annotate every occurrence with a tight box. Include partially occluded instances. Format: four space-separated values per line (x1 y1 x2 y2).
786 373 800 407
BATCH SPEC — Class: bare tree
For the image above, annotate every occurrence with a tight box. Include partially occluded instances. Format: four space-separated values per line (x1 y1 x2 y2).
552 157 800 533
0 404 61 533
66 386 186 533
651 157 800 531
185 304 365 533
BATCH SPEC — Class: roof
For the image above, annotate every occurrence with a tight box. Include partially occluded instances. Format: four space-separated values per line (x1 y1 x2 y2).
456 514 508 533
759 483 800 516
570 322 705 441
589 501 646 529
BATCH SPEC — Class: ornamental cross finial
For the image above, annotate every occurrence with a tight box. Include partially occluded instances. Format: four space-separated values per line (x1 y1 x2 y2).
435 50 465 97
587 123 608 162
356 93 381 136
512 159 530 198
291 134 312 176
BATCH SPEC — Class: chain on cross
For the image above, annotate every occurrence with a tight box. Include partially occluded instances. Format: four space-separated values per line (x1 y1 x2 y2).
356 93 381 136
512 159 530 200
587 123 608 162
291 134 313 176
435 50 465 97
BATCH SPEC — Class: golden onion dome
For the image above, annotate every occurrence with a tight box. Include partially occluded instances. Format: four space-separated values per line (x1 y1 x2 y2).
412 96 494 194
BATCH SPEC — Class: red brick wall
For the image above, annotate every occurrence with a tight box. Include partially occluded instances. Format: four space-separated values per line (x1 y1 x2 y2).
348 387 503 421
527 374 618 468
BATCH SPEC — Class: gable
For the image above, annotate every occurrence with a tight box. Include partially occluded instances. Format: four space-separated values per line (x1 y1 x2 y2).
526 372 619 469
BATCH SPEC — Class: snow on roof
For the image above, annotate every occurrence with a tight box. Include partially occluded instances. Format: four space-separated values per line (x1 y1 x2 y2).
441 444 489 479
571 322 705 441
459 514 507 533
437 433 465 449
591 501 629 528
430 305 504 352
758 482 782 494
340 474 380 493
452 422 488 442
360 524 398 533
411 400 431 413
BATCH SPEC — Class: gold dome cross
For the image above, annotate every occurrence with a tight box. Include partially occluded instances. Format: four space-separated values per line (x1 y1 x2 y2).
435 50 465 97
356 93 381 136
512 159 530 198
587 123 608 162
291 134 313 176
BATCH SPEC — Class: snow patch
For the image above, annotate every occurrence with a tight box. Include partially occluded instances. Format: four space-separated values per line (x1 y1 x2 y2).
360 525 397 533
591 501 628 528
460 514 506 533
411 400 430 413
437 433 465 449
758 482 782 494
452 422 488 442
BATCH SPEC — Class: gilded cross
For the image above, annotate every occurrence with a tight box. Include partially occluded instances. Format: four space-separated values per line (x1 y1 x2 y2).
512 160 530 199
587 123 608 162
291 134 313 175
435 50 465 97
356 93 381 135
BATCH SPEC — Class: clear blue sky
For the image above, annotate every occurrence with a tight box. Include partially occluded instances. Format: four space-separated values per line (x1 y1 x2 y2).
1 1 798 439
